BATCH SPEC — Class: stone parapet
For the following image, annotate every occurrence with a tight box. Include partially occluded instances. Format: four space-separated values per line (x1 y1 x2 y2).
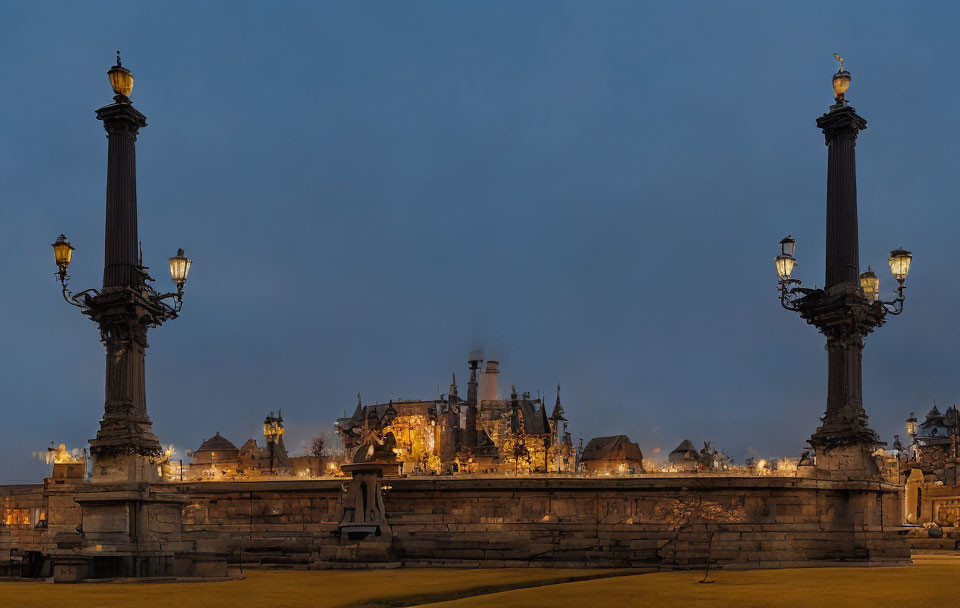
0 475 909 575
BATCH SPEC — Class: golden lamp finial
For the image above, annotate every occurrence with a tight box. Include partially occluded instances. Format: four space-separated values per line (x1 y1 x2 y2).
831 52 851 105
107 50 134 99
832 53 845 72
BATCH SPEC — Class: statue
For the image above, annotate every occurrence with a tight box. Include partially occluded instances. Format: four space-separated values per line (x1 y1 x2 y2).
833 52 844 72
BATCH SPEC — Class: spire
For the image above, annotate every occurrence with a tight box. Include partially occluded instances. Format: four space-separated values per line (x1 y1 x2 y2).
351 393 362 419
449 371 459 400
550 382 566 420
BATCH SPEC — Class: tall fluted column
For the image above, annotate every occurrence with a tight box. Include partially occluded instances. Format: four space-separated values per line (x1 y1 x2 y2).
97 102 146 289
804 103 877 451
819 106 866 289
87 97 162 479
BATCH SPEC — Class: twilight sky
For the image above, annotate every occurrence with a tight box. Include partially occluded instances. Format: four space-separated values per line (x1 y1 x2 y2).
1 2 958 481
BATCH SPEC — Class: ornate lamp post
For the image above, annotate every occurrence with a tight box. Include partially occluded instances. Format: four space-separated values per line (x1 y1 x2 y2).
777 55 911 477
52 54 192 482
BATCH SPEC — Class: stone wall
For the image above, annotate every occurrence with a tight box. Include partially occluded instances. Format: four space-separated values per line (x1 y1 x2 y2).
0 476 909 573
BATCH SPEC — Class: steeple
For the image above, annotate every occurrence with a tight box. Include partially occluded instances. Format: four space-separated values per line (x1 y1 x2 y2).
352 392 362 419
449 371 459 402
550 383 566 421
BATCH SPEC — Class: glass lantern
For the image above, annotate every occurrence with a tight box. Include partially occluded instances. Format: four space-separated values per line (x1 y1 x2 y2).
888 248 913 282
168 249 192 290
107 58 134 97
52 234 75 271
859 267 879 302
906 413 918 436
775 255 796 280
833 70 851 101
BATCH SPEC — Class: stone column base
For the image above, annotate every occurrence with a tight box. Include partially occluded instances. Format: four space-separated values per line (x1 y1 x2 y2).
812 443 882 480
90 452 160 483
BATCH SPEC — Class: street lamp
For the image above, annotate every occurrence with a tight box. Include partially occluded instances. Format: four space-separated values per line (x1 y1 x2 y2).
51 55 193 479
168 248 192 296
54 238 192 317
889 248 912 282
51 234 75 284
777 240 910 315
107 51 133 100
906 412 918 438
775 236 797 280
774 56 914 464
832 53 851 105
859 267 879 302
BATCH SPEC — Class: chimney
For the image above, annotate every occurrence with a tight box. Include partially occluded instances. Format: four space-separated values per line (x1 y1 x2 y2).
479 360 500 402
464 354 481 450
467 354 481 403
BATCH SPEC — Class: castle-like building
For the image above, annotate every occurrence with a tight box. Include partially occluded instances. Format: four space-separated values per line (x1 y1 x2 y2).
335 354 574 474
179 411 318 480
901 404 960 473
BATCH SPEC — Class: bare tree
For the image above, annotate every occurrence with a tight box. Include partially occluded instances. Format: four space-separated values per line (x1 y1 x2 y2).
656 484 744 583
309 432 327 458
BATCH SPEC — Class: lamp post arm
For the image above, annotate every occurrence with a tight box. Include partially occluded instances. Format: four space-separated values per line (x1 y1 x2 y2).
880 281 906 316
155 291 184 314
778 279 814 311
60 282 100 309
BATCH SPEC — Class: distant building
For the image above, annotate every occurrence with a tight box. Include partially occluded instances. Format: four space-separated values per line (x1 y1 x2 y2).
669 439 700 471
580 435 643 474
335 354 574 475
909 404 960 472
191 433 240 470
186 411 294 479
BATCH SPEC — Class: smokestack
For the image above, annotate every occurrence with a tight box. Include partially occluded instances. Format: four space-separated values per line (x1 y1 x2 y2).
464 354 481 450
467 353 481 404
479 360 500 402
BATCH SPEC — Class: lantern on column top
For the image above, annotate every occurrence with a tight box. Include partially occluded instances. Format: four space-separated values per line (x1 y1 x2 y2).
107 51 134 98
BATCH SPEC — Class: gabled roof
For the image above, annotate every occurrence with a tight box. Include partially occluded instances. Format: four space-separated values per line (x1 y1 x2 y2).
196 432 239 453
515 397 548 435
669 439 699 462
581 435 643 462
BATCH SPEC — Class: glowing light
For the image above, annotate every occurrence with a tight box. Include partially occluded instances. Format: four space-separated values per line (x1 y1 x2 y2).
860 267 879 302
776 255 796 280
52 235 74 271
888 248 912 281
169 249 192 290
108 52 134 97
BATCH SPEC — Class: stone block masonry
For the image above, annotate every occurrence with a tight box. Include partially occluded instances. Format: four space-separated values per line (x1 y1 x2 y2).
0 476 908 575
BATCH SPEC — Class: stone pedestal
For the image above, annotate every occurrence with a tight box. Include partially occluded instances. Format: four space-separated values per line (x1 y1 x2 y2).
90 453 160 483
904 468 923 524
326 462 399 565
42 481 236 581
811 444 882 481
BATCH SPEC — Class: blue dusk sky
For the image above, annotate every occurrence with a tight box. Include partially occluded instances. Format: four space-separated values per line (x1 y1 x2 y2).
0 2 958 481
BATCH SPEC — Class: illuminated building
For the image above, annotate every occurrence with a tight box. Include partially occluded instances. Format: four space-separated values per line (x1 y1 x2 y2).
335 354 574 474
580 435 643 474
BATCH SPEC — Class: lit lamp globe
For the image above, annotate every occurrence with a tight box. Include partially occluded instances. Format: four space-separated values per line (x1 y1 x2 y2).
52 234 75 273
888 248 913 282
775 235 797 280
859 267 879 302
833 69 851 103
107 54 134 98
906 412 918 437
168 249 192 292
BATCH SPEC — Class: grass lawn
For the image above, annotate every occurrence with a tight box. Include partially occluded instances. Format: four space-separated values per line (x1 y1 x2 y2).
0 567 623 608
0 556 957 607
427 555 960 608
